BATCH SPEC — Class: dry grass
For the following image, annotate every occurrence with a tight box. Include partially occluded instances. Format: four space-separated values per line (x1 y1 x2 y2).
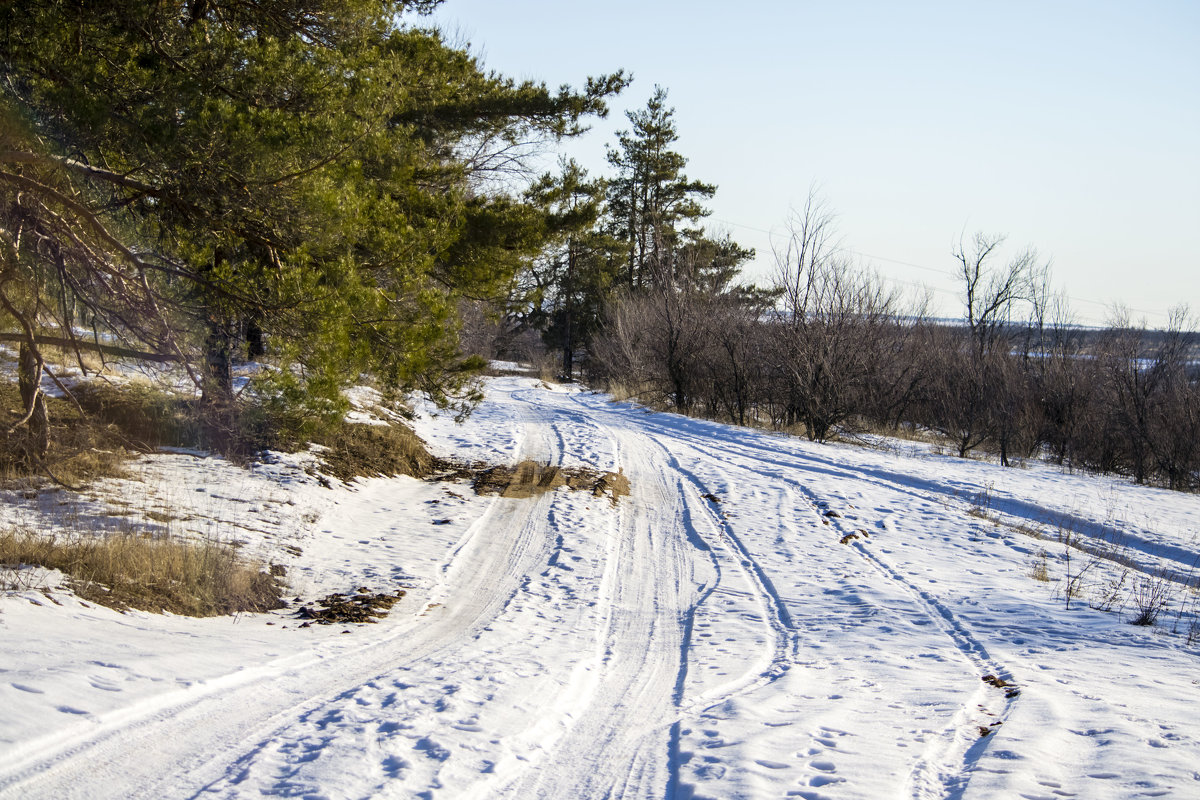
0 380 143 486
1029 549 1051 582
0 527 284 616
873 422 944 444
467 459 630 504
5 373 437 485
28 343 111 377
70 381 199 451
312 421 434 483
602 379 639 404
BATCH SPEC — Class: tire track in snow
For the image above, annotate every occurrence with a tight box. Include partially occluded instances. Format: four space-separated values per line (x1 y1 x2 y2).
494 387 712 799
643 435 799 704
644 438 802 800
0 493 532 799
657 410 1021 799
0 399 571 800
652 408 1020 797
447 385 634 796
580 394 1022 798
225 391 621 798
796 489 1021 800
555 391 835 797
512 385 622 474
598 403 1196 580
515 429 696 798
547 390 800 712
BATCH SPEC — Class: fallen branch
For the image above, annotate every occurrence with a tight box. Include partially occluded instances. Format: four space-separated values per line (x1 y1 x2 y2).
0 332 181 363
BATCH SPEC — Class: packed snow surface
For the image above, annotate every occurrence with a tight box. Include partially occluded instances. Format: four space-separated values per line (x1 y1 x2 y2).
2 377 1199 799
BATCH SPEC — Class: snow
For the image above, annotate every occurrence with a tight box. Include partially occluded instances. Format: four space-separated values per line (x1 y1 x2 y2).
2 376 1199 799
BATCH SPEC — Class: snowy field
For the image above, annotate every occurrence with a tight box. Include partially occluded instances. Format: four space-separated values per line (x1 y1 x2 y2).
1 376 1198 799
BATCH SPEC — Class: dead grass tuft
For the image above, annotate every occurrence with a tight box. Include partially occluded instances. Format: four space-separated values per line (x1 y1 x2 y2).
1029 549 1051 582
0 528 285 616
593 469 631 503
0 380 149 486
473 460 569 498
312 421 434 483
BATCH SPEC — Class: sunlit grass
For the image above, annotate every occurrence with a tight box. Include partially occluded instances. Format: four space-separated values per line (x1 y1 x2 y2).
0 528 284 616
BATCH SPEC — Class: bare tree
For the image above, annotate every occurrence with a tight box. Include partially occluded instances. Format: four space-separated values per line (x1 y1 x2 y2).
953 232 1043 359
933 232 1052 463
771 193 902 441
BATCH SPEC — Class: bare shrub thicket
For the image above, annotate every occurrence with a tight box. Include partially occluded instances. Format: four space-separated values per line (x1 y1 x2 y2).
1089 308 1200 490
591 285 768 416
768 198 912 441
587 208 1200 492
590 195 924 439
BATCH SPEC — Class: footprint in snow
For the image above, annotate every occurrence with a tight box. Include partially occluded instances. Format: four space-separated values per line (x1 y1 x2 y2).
452 721 483 732
414 737 451 762
789 790 834 800
692 758 727 780
380 754 408 778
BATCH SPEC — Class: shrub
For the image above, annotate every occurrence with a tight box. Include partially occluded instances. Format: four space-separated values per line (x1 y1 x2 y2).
1129 571 1175 627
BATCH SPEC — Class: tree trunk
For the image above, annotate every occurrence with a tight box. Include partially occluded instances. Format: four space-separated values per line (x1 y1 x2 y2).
17 341 49 462
245 315 265 359
201 317 237 452
561 242 575 381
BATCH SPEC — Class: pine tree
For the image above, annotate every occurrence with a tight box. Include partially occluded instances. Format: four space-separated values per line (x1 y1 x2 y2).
606 86 714 289
1 0 628 449
525 159 619 378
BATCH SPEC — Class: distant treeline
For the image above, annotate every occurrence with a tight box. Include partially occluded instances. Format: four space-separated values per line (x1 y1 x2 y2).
578 220 1200 492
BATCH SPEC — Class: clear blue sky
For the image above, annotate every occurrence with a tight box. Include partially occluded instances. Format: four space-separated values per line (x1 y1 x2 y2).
429 1 1199 326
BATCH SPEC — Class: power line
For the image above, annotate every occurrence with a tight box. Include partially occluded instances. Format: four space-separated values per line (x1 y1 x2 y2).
710 215 1173 323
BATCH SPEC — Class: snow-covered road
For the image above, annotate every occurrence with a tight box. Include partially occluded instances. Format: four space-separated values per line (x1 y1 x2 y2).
2 378 1198 799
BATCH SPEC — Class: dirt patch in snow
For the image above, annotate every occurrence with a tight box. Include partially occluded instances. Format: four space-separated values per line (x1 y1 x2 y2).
295 588 407 625
432 458 629 504
473 459 629 504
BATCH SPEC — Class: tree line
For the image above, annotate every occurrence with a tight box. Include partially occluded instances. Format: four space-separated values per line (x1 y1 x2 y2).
582 194 1200 492
503 93 1199 493
3 3 1195 492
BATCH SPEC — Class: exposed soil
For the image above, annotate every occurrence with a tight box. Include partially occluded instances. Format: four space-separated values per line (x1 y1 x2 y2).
432 457 629 504
296 588 407 625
